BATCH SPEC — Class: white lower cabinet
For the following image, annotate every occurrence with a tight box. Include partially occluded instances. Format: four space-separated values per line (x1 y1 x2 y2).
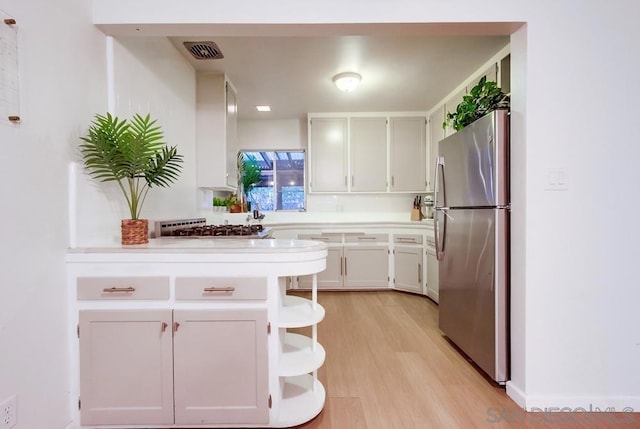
426 234 439 303
78 308 269 426
298 233 389 289
78 309 174 426
344 246 389 288
394 247 423 293
393 234 425 294
72 268 326 428
173 309 269 425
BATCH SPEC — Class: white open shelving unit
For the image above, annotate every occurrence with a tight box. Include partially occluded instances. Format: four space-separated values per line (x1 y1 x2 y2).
276 274 326 426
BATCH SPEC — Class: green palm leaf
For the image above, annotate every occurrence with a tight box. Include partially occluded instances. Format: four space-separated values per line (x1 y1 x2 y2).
79 113 183 219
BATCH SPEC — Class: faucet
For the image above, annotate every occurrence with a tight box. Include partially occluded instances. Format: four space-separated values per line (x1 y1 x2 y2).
251 203 265 221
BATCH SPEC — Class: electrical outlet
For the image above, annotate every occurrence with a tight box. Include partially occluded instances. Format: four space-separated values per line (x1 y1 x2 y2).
1 395 17 429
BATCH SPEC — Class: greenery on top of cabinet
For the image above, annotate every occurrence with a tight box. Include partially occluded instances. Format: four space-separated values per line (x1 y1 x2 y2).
443 77 510 131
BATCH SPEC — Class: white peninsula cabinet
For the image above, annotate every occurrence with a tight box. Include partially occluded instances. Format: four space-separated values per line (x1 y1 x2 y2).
67 239 328 429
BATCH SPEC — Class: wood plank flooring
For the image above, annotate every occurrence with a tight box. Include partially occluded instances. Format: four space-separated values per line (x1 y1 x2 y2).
290 291 639 429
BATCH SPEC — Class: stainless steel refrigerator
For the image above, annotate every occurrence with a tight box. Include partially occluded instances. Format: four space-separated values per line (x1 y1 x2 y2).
434 108 509 384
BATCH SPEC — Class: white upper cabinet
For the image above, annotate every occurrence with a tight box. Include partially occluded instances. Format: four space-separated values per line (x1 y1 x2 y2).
308 117 348 192
350 117 388 192
196 73 238 191
309 113 426 194
389 116 427 192
225 82 238 189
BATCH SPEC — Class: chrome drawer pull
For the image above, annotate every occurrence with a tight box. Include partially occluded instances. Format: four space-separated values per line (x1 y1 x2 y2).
203 286 235 293
102 286 136 293
357 236 377 240
397 238 416 243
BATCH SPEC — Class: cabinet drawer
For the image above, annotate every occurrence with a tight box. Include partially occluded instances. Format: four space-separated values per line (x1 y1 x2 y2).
175 277 267 301
344 233 389 243
77 277 170 300
394 234 423 244
298 233 342 243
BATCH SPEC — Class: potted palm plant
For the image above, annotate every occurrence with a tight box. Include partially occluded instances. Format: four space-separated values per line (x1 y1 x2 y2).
236 152 262 212
79 113 183 244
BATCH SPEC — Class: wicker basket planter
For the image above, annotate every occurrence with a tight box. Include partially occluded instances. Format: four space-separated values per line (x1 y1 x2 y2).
121 219 149 245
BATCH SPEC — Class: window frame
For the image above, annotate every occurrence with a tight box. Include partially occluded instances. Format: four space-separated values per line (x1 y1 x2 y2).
239 149 307 212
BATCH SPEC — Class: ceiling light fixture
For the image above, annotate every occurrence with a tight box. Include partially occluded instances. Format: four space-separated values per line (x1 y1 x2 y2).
256 105 271 112
332 72 361 92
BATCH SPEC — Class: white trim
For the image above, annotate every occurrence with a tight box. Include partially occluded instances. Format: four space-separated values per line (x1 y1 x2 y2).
427 44 511 116
506 380 526 408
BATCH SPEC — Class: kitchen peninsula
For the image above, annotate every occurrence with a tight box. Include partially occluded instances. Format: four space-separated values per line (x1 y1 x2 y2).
66 238 328 428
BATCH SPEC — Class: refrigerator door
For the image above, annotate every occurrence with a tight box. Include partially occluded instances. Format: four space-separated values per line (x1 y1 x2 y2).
437 109 509 208
438 207 509 383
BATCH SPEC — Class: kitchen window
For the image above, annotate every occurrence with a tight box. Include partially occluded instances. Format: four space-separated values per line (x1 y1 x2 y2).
240 150 306 211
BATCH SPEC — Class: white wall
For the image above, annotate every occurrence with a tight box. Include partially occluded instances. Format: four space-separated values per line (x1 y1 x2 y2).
74 37 197 245
92 0 640 412
1 3 638 429
0 1 105 428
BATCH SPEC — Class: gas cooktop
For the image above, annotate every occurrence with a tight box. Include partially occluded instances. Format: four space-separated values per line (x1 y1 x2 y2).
154 218 271 239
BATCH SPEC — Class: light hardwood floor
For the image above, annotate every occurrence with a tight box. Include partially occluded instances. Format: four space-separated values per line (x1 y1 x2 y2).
291 291 639 429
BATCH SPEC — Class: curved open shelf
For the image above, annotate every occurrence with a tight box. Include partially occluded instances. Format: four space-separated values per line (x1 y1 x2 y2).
279 295 325 328
279 333 326 377
277 374 326 427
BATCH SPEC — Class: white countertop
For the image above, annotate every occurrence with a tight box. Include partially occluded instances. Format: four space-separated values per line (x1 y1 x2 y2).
66 238 329 266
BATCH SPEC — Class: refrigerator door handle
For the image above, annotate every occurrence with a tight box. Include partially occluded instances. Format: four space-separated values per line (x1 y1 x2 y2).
434 156 445 209
434 208 448 261
434 157 446 261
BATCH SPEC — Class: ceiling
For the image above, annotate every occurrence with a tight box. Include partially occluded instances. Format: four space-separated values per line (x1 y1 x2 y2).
168 33 509 120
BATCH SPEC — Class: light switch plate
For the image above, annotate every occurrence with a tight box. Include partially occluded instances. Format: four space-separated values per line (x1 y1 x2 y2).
545 167 568 191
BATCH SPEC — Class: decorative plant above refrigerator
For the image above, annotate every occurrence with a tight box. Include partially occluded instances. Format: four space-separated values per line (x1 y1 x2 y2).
442 77 510 131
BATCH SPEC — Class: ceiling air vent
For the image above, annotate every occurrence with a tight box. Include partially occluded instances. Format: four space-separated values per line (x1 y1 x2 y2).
183 41 224 60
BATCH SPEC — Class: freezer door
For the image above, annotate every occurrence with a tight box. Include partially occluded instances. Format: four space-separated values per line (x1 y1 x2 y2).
438 207 509 383
437 109 509 208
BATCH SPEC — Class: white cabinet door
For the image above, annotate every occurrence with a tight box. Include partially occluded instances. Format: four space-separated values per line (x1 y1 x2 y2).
344 246 389 288
196 74 238 191
426 244 439 303
428 106 445 192
225 82 238 188
78 310 174 426
299 246 344 289
309 117 348 192
394 246 423 294
173 309 269 425
389 116 426 192
350 117 388 192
